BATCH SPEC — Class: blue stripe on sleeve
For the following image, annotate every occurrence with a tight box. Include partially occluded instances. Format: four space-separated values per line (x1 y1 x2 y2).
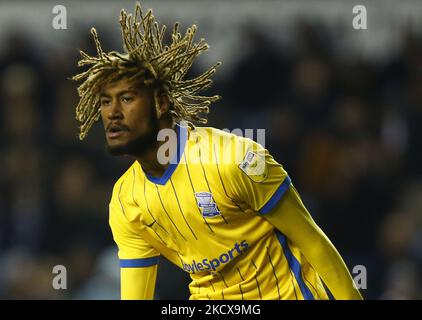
259 176 291 214
276 231 315 300
120 256 159 268
322 281 336 300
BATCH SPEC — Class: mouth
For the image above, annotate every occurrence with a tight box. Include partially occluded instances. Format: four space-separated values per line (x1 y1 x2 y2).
107 124 129 139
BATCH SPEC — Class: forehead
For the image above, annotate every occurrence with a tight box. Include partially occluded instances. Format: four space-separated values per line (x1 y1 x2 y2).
100 77 145 95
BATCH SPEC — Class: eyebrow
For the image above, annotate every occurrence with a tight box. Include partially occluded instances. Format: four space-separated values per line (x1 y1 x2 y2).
100 88 138 98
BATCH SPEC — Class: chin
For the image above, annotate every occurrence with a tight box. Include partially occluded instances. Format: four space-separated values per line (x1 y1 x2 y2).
106 142 130 156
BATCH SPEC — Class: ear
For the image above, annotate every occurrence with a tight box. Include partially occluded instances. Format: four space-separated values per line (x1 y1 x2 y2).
155 91 170 119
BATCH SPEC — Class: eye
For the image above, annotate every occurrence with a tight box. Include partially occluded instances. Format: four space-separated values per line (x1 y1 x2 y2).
100 98 111 106
121 96 134 103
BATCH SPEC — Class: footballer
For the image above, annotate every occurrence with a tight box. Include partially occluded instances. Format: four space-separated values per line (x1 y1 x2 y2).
73 3 363 300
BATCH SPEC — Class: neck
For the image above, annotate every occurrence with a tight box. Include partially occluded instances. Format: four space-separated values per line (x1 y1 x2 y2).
135 120 177 178
136 147 167 178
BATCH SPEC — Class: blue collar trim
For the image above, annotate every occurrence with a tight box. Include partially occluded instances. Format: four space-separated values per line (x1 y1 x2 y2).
145 124 188 185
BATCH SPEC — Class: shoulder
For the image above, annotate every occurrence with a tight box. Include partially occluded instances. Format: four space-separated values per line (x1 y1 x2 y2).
109 161 143 224
110 161 139 204
187 126 238 166
191 126 264 177
190 126 249 153
192 126 249 139
197 126 264 158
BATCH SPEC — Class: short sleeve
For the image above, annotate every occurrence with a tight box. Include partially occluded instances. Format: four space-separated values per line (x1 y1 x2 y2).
109 182 160 268
226 137 291 214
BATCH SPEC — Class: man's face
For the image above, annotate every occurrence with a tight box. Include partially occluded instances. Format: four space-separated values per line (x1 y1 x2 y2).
100 77 159 156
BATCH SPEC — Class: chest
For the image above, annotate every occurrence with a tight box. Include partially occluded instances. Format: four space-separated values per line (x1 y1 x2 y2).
133 163 256 250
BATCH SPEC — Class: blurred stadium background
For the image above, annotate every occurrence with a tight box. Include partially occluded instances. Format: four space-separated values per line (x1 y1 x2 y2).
0 0 421 299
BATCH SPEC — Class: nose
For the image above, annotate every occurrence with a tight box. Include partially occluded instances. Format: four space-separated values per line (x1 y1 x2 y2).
107 100 123 120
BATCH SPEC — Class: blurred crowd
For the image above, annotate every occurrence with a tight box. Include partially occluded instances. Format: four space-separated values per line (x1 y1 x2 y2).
0 18 421 299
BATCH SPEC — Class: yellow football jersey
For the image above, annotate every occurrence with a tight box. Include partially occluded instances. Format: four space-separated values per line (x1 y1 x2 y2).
109 124 330 300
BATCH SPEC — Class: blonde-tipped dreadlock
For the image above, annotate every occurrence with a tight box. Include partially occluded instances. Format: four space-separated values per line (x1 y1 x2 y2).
72 2 221 140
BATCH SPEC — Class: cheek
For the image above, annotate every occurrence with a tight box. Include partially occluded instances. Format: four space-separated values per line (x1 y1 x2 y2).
100 109 108 127
130 103 154 126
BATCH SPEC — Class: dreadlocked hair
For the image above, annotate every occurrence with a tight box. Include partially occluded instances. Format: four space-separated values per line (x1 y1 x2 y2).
72 2 221 140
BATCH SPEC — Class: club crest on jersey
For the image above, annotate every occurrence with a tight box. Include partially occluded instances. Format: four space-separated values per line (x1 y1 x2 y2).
195 192 221 218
